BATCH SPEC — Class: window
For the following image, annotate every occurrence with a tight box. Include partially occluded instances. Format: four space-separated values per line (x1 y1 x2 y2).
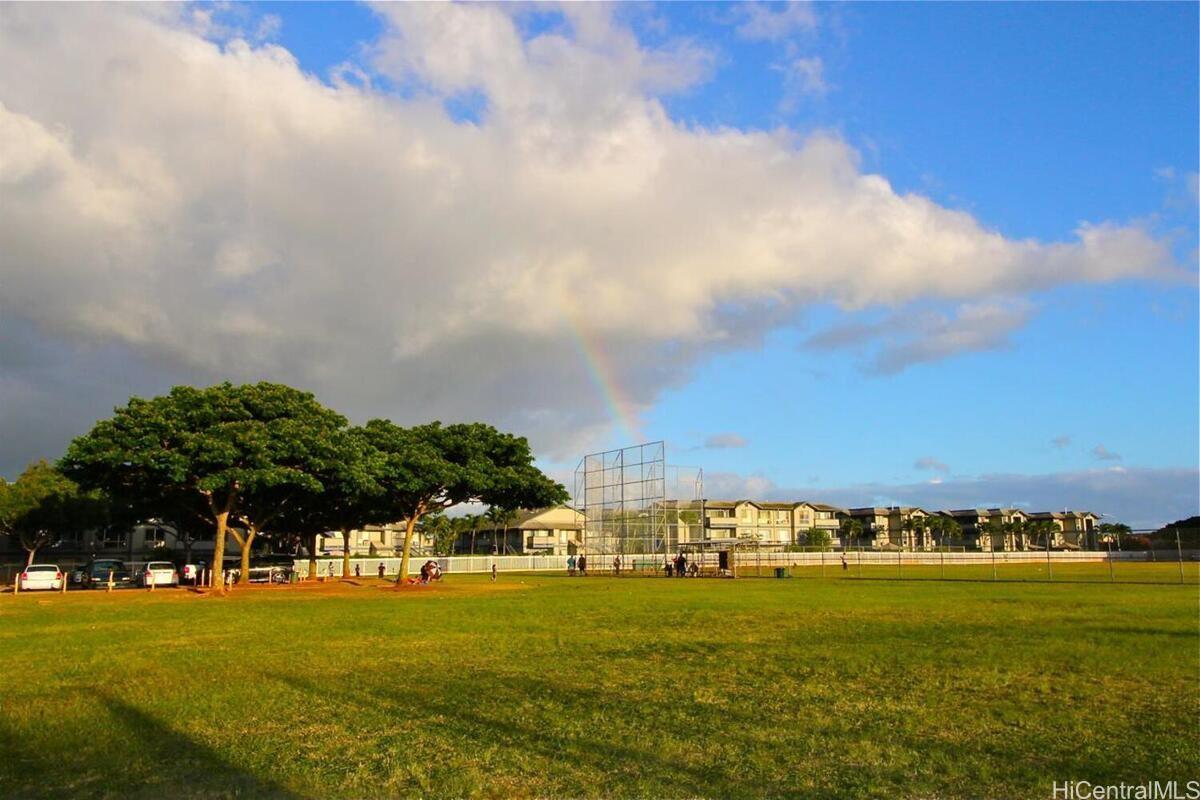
100 529 127 548
143 527 169 548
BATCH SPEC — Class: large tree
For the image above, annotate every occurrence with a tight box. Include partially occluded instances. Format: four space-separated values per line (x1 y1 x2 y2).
362 420 567 580
61 383 347 592
293 426 387 579
0 461 105 566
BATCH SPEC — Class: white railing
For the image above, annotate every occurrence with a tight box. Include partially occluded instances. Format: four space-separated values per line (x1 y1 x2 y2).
290 549 1198 578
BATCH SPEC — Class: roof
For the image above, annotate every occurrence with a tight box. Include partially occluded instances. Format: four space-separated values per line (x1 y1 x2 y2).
801 502 847 513
472 506 584 531
986 508 1029 517
944 509 989 518
848 507 891 515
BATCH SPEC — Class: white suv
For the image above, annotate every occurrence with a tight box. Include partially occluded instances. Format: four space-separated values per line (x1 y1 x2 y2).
140 562 178 587
20 564 64 592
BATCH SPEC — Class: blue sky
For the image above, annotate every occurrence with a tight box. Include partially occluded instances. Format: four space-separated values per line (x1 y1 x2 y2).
0 2 1196 526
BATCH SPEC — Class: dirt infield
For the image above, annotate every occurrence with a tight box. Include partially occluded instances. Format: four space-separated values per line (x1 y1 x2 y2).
1 575 532 604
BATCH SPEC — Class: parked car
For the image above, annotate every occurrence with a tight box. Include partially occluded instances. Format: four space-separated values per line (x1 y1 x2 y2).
225 555 294 584
69 565 87 585
81 559 134 589
179 562 205 585
19 564 64 592
139 561 178 587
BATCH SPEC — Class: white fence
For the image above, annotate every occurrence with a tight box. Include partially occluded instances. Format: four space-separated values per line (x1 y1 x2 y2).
292 549 1198 578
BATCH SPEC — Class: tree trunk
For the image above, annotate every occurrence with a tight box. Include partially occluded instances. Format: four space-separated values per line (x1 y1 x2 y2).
25 546 36 567
341 527 352 578
307 532 318 582
212 511 229 593
399 516 419 581
238 529 257 585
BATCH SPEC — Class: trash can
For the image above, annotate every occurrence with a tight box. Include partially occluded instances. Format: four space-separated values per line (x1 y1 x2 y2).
774 567 788 578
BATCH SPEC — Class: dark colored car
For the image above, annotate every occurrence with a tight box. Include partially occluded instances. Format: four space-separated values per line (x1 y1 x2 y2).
81 559 134 589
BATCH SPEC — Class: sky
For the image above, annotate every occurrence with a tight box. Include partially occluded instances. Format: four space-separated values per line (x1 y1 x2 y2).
0 2 1196 528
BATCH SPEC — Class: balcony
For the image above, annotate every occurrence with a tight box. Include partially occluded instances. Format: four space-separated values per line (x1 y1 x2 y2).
706 517 738 529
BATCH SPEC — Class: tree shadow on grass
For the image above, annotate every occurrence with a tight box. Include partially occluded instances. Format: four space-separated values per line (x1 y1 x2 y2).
0 693 299 799
264 670 755 799
0 724 79 799
97 692 300 799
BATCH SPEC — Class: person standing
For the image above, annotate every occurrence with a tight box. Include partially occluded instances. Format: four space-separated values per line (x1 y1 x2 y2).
841 553 848 572
613 554 621 576
567 554 577 577
490 562 497 582
578 553 587 577
354 562 361 578
378 562 386 579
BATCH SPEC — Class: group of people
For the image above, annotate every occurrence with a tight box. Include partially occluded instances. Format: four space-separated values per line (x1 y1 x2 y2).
665 552 699 577
566 554 588 577
417 559 442 584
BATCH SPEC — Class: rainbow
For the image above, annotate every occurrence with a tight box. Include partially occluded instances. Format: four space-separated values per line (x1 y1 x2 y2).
560 296 644 445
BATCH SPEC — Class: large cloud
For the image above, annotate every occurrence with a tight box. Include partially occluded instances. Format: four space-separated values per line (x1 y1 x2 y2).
0 4 1181 474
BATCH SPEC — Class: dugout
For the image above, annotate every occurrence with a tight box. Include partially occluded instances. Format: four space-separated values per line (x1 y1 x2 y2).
673 538 750 578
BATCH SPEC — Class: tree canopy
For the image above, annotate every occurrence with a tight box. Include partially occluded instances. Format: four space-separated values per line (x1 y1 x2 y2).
0 461 106 565
61 382 348 590
361 420 568 577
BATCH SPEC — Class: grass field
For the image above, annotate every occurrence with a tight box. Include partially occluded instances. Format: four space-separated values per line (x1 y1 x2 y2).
1 568 1197 799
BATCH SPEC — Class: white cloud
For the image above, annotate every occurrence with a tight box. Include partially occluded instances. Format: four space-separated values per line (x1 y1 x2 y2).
776 56 828 112
803 299 1036 374
735 2 818 42
704 433 749 449
1092 444 1122 462
702 471 777 499
0 4 1184 469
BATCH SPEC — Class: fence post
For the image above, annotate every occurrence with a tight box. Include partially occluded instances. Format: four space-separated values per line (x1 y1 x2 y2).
1045 536 1053 582
1107 540 1114 583
820 549 825 578
857 547 863 579
991 544 997 582
1177 530 1185 585
897 547 902 580
940 546 945 581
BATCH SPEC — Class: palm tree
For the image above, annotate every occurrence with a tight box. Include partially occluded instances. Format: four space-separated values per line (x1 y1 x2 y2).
1028 520 1057 550
983 518 1007 552
929 515 960 549
485 506 518 554
839 517 863 550
465 513 481 555
1003 518 1026 551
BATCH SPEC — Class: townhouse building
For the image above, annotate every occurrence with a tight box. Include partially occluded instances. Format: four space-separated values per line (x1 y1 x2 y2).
1027 511 1100 550
702 500 847 548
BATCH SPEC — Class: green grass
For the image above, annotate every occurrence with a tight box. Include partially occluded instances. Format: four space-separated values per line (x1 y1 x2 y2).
1 569 1197 799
